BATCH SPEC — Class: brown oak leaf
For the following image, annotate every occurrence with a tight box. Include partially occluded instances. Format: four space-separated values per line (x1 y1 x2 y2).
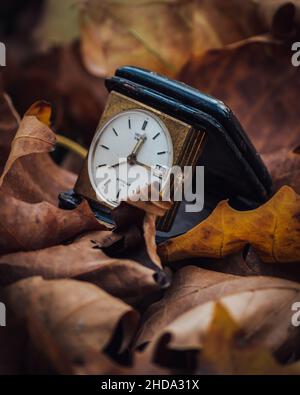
1 277 139 374
0 231 162 305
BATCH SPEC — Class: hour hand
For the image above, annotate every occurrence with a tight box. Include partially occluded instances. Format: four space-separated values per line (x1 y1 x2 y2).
127 134 147 163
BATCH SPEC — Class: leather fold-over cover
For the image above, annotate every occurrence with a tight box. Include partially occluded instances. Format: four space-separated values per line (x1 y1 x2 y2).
105 66 272 208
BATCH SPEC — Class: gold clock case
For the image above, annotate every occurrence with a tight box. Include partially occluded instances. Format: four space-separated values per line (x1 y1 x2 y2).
75 91 206 232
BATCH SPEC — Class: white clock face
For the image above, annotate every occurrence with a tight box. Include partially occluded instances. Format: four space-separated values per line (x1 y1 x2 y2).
88 109 174 207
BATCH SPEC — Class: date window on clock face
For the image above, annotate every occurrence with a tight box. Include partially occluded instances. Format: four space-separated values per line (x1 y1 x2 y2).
152 164 169 188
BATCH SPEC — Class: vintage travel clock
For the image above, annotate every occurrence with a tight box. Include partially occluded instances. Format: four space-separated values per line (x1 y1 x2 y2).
59 66 272 240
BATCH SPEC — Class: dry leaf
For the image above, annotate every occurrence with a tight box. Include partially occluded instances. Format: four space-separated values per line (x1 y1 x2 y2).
0 231 162 305
180 41 300 154
0 100 56 189
137 266 300 366
0 100 76 204
197 303 300 375
80 0 266 78
2 277 139 373
0 191 102 253
109 185 172 275
159 186 300 264
0 99 104 253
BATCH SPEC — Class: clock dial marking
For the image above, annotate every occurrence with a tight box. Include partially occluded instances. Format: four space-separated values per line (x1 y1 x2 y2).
128 118 131 129
112 128 118 136
142 120 148 131
153 132 160 140
157 151 167 155
100 144 110 150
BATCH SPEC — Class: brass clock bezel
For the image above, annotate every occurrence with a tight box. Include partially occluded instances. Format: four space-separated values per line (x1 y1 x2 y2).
75 91 206 232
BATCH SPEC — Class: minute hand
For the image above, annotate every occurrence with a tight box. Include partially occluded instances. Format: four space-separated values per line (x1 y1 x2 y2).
134 160 153 172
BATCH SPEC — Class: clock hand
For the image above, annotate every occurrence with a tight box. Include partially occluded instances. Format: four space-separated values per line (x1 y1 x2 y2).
127 134 147 164
134 160 153 172
109 158 128 168
129 159 164 181
105 135 148 168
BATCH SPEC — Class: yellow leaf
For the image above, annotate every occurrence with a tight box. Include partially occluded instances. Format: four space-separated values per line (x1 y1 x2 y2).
159 186 300 263
199 303 300 375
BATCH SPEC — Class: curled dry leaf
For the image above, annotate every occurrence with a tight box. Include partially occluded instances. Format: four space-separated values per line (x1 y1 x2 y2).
0 98 103 253
2 277 139 374
180 41 300 154
0 100 76 204
137 266 300 366
108 184 172 284
0 231 162 305
263 144 300 194
80 0 267 78
197 303 300 375
126 185 173 269
159 186 300 264
1 100 55 167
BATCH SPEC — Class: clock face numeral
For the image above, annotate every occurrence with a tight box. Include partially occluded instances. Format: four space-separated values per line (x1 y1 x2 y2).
88 109 173 207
